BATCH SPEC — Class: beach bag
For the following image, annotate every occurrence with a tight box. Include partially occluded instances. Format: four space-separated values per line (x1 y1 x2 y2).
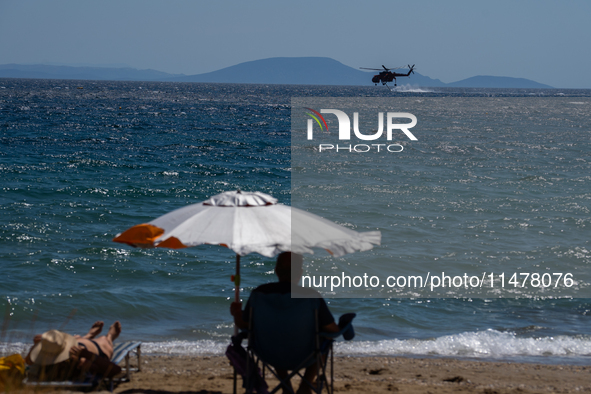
0 354 26 390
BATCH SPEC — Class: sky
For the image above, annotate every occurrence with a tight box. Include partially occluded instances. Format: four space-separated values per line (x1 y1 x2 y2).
1 0 590 88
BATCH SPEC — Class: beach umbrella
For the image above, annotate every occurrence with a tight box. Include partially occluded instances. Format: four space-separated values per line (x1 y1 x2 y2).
112 190 381 305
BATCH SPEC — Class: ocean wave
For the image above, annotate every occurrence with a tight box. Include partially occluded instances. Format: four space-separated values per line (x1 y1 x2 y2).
8 330 589 361
337 329 591 359
140 330 591 360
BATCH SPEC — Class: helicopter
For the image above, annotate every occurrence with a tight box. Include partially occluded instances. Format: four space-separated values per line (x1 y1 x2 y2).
360 64 415 87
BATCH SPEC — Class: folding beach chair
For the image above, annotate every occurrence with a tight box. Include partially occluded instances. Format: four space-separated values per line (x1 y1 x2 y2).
24 341 141 392
110 341 142 384
24 358 114 392
231 291 353 394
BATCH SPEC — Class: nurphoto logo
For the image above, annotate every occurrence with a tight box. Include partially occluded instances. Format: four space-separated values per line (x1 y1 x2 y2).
304 107 418 153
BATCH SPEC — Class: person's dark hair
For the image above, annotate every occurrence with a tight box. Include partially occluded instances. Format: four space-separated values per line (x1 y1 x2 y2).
276 252 303 282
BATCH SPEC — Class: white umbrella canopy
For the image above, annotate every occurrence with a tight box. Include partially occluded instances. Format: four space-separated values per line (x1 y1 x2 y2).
113 190 380 257
113 190 381 306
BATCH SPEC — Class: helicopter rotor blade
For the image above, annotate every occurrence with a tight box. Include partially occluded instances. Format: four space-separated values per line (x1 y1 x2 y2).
360 67 383 71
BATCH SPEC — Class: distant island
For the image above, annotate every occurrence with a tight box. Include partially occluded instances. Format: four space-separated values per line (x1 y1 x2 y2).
0 57 554 89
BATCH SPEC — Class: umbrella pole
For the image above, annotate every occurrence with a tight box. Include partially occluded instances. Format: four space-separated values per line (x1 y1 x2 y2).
234 254 241 303
233 254 240 335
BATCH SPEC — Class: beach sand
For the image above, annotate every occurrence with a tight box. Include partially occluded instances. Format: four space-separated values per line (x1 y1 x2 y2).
8 354 589 394
93 355 588 394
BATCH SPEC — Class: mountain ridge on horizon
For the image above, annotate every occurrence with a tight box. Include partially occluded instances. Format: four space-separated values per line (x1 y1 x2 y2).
0 57 554 89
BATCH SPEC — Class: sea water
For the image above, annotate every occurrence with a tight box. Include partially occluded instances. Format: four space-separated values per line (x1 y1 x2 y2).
0 79 590 365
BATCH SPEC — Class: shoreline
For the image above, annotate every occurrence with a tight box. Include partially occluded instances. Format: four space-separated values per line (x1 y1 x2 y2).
100 355 590 394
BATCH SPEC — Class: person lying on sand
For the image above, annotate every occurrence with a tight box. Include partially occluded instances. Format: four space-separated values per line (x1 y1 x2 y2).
25 321 122 380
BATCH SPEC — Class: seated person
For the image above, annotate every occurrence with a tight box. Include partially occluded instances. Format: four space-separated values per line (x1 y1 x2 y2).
231 252 338 394
25 321 122 380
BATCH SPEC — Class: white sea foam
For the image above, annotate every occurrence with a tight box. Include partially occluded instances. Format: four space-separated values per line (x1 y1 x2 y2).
390 84 434 93
142 331 589 360
142 340 227 355
3 331 590 363
134 331 591 360
336 330 591 359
